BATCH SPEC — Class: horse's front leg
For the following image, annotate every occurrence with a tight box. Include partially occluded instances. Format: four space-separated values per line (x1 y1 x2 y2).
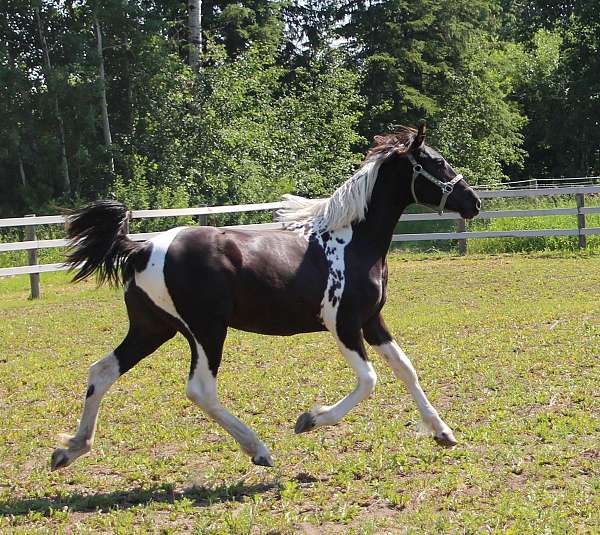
363 313 457 446
295 328 377 433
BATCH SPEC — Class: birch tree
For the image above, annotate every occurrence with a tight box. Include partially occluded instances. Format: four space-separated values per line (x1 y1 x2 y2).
4 39 28 188
94 13 115 174
17 150 27 187
34 6 70 194
188 0 201 72
121 0 133 137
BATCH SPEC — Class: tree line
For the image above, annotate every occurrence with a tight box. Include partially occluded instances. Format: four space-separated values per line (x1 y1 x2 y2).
1 1 599 218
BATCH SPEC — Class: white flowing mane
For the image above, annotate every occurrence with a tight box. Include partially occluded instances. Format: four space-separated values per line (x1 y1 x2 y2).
277 148 399 232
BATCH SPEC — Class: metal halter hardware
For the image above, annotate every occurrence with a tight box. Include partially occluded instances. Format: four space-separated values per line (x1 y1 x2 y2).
407 153 463 215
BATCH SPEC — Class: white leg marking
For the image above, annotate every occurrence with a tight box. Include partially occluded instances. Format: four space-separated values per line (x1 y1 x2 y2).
186 340 273 465
51 352 120 470
312 342 377 427
373 341 455 441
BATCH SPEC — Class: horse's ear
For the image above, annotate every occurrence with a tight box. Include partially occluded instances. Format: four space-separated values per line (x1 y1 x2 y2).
410 121 427 150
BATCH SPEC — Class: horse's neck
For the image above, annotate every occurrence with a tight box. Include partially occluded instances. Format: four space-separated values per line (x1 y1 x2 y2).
352 162 410 261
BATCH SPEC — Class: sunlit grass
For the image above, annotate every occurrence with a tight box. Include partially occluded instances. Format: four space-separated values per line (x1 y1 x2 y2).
1 252 599 533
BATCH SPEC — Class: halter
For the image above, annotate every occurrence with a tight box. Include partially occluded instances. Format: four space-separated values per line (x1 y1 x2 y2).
407 153 463 215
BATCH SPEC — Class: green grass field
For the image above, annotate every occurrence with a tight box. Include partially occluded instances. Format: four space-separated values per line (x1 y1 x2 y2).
1 253 599 534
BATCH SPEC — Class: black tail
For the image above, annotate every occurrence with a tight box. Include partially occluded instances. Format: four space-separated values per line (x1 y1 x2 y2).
65 200 142 286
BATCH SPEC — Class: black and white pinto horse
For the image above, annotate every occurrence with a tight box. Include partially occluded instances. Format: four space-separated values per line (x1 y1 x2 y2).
51 123 481 470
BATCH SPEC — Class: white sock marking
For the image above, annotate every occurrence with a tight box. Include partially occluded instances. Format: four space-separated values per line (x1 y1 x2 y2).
373 341 450 434
313 344 377 426
186 340 270 460
65 352 120 451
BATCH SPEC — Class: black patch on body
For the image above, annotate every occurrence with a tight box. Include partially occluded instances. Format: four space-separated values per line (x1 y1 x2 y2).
363 314 393 346
123 242 153 282
86 385 95 398
132 243 152 273
162 227 328 377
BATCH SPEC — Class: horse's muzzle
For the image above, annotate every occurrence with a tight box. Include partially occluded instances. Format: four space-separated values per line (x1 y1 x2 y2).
460 191 481 220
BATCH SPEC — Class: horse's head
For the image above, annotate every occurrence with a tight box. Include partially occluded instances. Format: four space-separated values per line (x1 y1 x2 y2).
401 122 481 219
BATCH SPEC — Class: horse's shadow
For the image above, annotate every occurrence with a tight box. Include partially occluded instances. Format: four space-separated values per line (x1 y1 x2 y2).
0 480 279 516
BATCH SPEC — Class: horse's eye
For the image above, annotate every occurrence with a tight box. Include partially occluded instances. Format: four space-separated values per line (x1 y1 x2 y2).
436 160 445 169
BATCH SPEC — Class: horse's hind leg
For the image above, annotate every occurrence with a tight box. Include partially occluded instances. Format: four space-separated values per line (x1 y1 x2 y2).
51 292 176 470
184 323 273 467
295 329 377 433
363 313 456 446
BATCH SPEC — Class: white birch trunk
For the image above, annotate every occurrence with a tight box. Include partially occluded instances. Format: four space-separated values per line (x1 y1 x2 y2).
188 0 202 72
94 14 115 174
121 0 133 136
34 7 70 194
5 41 29 189
18 149 27 188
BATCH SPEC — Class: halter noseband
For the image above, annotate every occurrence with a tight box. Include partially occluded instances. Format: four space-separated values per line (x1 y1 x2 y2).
407 153 463 215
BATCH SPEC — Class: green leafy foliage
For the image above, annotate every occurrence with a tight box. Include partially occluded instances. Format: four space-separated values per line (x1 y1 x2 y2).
192 46 363 209
505 1 600 178
339 0 499 134
431 39 528 185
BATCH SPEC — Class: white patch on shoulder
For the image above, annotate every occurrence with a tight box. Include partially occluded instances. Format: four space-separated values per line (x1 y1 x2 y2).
316 226 353 333
135 226 187 321
288 221 314 241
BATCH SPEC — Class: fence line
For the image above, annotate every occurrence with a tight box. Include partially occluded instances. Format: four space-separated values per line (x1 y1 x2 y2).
0 202 284 228
1 185 600 296
6 206 600 254
475 176 599 190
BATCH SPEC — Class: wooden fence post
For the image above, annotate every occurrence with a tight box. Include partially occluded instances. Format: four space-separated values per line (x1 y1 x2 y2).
576 193 586 249
456 218 467 256
123 210 130 235
25 214 40 299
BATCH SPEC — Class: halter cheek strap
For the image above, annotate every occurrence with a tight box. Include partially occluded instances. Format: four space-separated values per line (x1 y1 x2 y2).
407 154 463 215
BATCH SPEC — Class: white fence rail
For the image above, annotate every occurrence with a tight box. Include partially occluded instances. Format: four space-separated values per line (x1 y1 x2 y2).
475 176 599 190
1 185 600 297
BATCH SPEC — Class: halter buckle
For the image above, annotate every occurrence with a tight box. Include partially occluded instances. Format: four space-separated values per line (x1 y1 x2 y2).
441 183 454 195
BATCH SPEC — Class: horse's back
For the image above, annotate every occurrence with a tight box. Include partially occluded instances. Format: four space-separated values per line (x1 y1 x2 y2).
134 225 327 335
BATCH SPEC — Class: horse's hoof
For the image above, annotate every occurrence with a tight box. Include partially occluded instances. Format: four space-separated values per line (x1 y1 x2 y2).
252 454 274 467
50 448 71 471
295 411 316 434
434 430 457 447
